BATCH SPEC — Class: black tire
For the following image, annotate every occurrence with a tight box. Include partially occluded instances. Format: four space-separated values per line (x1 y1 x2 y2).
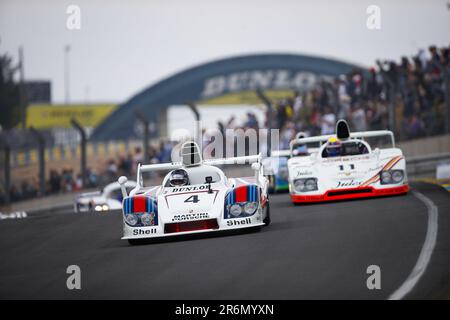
263 201 271 226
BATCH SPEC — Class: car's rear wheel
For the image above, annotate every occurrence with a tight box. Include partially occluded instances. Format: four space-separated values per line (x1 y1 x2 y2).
263 202 271 226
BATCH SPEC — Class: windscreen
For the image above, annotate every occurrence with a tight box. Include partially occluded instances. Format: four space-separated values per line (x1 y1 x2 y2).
322 141 369 158
341 141 369 156
163 169 222 187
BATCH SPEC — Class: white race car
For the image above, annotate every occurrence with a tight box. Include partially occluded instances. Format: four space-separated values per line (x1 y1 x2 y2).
118 141 270 245
287 120 409 203
74 180 137 212
262 132 312 193
262 150 291 193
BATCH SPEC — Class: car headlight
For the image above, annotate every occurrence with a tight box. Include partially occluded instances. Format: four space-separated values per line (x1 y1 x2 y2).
94 204 109 211
381 170 404 184
294 179 305 192
125 214 138 226
380 171 392 184
294 178 318 192
243 202 258 215
229 204 242 217
140 212 155 226
305 179 317 191
391 170 404 183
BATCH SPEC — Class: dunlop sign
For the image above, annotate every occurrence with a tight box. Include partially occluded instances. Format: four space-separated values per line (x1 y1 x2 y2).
200 70 320 99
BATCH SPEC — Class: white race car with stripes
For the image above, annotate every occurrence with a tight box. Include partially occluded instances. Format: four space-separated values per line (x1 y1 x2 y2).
287 120 409 203
118 141 270 245
74 180 137 212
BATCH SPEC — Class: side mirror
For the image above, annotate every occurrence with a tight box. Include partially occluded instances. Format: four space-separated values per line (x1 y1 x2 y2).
118 176 128 198
118 176 128 185
251 162 261 171
205 176 213 193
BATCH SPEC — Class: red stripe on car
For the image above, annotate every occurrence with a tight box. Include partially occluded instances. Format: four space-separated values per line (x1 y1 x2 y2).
133 196 147 212
235 186 248 202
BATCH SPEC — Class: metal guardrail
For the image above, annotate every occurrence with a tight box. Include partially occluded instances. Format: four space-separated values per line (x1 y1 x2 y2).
406 152 450 178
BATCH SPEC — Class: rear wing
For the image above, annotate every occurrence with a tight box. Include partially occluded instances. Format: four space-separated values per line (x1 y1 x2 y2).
351 130 395 146
289 130 395 154
204 154 260 166
136 154 261 186
268 149 291 158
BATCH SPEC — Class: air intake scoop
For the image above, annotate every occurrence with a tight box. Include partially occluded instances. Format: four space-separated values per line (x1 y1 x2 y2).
181 141 202 167
336 119 350 140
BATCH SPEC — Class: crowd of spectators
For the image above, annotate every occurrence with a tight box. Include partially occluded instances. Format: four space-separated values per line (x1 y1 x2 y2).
211 45 449 150
272 45 449 148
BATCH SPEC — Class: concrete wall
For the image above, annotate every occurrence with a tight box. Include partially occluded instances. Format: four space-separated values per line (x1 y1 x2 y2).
398 134 450 158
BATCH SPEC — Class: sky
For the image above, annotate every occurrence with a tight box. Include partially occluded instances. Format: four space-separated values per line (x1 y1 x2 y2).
0 0 449 104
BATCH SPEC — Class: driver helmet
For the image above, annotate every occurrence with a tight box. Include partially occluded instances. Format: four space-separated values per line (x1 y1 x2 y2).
169 169 189 187
326 137 342 157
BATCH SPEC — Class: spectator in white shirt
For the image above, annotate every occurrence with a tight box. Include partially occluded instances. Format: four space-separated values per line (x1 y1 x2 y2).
321 106 336 135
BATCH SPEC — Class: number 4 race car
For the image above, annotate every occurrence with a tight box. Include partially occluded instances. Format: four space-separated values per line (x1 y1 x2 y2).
118 141 270 245
287 120 409 204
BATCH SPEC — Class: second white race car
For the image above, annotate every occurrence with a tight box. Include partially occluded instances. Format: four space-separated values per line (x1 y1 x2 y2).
74 180 137 212
118 141 270 245
287 120 409 203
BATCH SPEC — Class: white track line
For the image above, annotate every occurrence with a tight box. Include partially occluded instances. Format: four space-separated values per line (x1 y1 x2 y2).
388 190 439 300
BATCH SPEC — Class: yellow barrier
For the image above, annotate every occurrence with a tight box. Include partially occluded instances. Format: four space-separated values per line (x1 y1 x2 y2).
26 103 117 129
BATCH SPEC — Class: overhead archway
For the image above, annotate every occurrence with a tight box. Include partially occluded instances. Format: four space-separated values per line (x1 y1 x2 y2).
91 53 366 141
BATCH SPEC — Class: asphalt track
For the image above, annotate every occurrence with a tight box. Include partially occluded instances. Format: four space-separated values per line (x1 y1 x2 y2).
0 182 449 299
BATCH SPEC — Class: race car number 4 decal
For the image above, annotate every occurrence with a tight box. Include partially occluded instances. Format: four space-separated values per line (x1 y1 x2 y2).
184 195 200 203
